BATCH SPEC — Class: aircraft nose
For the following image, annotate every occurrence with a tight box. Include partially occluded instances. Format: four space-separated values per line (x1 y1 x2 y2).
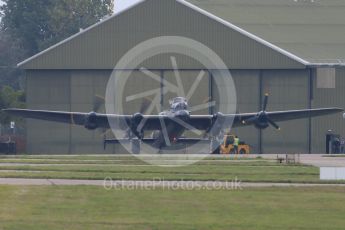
176 110 190 119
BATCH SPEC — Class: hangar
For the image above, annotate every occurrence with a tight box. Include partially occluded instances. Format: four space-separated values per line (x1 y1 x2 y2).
18 0 345 154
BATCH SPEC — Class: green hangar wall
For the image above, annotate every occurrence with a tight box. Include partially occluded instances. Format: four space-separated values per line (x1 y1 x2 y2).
20 0 345 154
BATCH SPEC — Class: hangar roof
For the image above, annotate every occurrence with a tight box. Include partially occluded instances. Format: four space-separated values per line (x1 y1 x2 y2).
19 0 344 69
187 0 345 65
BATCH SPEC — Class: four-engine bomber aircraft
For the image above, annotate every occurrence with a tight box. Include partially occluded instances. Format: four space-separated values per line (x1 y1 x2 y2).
3 94 343 153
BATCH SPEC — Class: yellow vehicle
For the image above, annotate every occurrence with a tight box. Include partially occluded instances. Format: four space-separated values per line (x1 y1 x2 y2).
220 134 250 155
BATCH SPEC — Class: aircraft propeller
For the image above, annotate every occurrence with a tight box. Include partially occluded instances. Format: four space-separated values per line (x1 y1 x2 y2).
139 97 152 114
242 93 280 130
125 97 152 139
83 95 112 137
84 95 153 139
93 95 104 113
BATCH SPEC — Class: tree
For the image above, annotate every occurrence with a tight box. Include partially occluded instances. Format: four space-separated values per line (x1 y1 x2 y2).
0 0 114 121
0 0 113 89
0 0 55 56
0 30 26 89
43 0 114 51
0 85 25 125
1 0 114 56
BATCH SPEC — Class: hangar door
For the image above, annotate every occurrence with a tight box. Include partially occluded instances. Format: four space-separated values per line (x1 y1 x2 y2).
212 70 260 154
261 70 309 154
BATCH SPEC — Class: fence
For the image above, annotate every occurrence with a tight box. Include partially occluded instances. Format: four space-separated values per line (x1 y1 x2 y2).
0 123 26 153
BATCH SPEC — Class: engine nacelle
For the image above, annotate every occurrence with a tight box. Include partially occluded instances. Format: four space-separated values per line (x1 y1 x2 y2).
243 94 280 130
84 112 98 130
254 121 269 129
251 112 270 129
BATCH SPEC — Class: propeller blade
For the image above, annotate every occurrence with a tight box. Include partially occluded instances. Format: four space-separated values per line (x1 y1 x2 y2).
123 128 132 139
267 117 280 130
139 97 152 114
93 95 105 112
203 96 211 104
262 93 269 111
99 128 112 137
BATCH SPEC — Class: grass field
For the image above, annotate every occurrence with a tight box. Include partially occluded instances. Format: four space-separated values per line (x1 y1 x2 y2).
0 155 329 183
1 155 344 229
0 185 345 230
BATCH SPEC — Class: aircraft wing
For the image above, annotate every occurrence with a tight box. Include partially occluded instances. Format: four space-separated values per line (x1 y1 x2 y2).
3 108 213 131
2 108 212 131
264 108 343 122
2 109 131 130
188 108 343 130
233 108 343 126
3 107 343 131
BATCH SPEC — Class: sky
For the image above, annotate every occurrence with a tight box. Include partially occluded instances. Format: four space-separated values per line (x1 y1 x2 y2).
0 0 140 13
115 0 142 13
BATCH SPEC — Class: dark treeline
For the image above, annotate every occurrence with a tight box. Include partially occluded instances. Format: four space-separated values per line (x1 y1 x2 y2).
0 0 114 124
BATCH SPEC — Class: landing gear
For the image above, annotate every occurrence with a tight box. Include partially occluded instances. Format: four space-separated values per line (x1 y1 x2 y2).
211 139 220 154
131 139 141 154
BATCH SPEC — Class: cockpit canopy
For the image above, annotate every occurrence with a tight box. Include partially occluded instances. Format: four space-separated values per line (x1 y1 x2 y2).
170 97 187 104
170 97 188 111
